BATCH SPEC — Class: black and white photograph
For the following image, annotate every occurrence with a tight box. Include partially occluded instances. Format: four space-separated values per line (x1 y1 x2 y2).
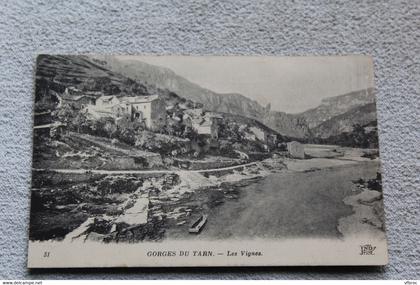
28 55 388 267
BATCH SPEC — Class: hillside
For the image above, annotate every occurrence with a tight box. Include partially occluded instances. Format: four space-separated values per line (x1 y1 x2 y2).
35 55 378 146
90 55 267 120
299 88 375 129
89 56 311 138
262 111 311 139
34 55 149 112
312 121 379 148
34 55 284 148
311 103 378 139
92 56 377 140
36 55 126 86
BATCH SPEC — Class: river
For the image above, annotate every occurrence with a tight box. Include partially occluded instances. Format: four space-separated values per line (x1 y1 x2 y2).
166 159 381 240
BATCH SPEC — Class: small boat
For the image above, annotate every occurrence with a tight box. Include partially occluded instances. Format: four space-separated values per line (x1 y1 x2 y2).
188 214 208 234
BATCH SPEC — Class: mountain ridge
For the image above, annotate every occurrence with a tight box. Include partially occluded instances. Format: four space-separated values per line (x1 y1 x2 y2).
299 88 375 129
37 54 378 142
310 103 378 139
92 56 376 139
90 55 268 121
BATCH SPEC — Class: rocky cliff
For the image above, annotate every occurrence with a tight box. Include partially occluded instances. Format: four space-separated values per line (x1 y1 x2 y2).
310 103 378 139
94 56 377 140
90 55 267 120
299 88 375 129
262 111 311 139
47 55 377 142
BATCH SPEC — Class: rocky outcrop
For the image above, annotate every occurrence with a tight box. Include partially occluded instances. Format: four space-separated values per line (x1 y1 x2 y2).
310 103 378 139
299 88 375 129
262 111 311 139
94 56 377 140
42 55 377 142
90 55 267 120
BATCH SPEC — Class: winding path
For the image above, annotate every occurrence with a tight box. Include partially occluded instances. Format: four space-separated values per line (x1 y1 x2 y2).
32 161 259 175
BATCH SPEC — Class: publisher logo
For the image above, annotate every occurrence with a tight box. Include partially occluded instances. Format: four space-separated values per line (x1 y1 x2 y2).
360 244 376 255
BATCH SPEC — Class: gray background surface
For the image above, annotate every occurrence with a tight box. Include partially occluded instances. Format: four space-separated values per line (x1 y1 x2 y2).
0 0 419 279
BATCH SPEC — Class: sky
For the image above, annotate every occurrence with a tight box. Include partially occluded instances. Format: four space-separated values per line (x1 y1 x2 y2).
117 55 374 113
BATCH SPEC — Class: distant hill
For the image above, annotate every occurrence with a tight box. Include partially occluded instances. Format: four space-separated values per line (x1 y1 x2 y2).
261 111 311 139
90 56 310 138
260 89 376 139
35 55 379 145
35 55 149 110
34 55 283 142
37 55 128 91
299 88 376 129
93 56 377 140
312 120 379 148
90 55 267 120
310 103 378 139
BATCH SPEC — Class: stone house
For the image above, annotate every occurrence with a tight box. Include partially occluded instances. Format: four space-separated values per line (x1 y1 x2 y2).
95 95 121 110
249 126 278 147
193 119 218 139
120 95 166 130
64 95 96 109
183 109 221 140
266 133 278 146
88 95 166 131
287 141 305 159
250 126 266 142
61 87 96 109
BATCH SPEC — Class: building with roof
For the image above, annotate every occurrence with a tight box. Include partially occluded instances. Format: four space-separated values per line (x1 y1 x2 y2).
88 95 166 131
95 95 121 110
61 87 96 108
193 119 218 139
287 141 305 159
249 126 278 146
183 109 220 140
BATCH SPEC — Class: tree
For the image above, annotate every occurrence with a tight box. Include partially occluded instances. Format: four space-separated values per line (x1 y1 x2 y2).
72 112 89 133
103 84 121 95
56 102 75 125
92 117 113 138
122 78 148 95
182 126 198 140
164 118 184 137
104 120 118 138
118 128 136 145
135 131 155 149
352 124 367 147
218 121 240 142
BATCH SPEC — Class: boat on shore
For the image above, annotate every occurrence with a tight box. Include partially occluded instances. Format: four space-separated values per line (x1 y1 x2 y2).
189 214 208 234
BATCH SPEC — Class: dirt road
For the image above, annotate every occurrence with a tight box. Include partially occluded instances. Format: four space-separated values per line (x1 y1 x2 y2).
32 161 258 175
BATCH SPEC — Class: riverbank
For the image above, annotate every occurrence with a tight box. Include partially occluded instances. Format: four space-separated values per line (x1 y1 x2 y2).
30 145 385 243
337 174 386 240
166 159 382 240
30 156 286 242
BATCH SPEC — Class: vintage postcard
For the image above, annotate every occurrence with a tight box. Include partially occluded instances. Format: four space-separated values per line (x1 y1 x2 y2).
28 55 388 267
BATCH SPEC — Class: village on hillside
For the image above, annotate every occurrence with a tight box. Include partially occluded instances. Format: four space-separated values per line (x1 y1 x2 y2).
30 81 312 243
29 55 384 245
34 85 306 171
